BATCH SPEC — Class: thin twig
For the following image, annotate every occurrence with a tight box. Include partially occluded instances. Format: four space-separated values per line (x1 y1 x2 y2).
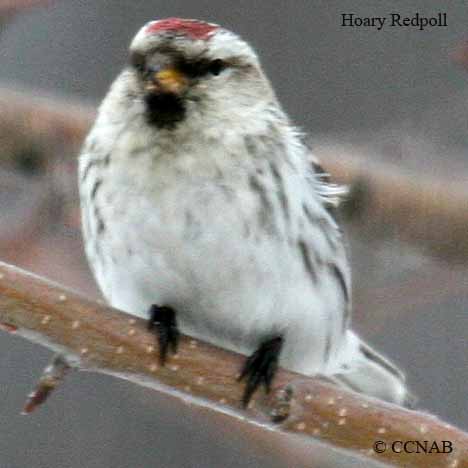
0 260 466 468
22 353 71 414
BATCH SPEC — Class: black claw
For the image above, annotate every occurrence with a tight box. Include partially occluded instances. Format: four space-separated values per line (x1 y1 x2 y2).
147 305 179 365
238 336 283 408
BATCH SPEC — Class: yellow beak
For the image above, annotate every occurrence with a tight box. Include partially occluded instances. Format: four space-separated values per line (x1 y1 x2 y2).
145 68 188 95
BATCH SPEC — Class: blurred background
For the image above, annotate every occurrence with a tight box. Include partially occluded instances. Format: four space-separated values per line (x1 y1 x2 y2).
0 1 467 467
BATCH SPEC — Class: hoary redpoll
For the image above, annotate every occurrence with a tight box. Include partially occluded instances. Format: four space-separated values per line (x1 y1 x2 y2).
79 18 413 407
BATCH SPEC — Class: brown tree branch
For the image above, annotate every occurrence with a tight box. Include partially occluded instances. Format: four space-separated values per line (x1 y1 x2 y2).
317 143 468 263
2 85 468 264
0 260 466 468
0 0 54 35
0 85 94 152
0 0 53 15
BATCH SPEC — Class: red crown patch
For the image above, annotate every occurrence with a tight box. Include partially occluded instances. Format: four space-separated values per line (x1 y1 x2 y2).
146 18 218 40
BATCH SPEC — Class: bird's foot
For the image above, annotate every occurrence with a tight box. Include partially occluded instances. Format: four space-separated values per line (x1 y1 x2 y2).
147 305 179 365
238 336 283 408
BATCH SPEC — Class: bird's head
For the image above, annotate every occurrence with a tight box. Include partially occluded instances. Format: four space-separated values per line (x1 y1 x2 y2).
119 18 276 130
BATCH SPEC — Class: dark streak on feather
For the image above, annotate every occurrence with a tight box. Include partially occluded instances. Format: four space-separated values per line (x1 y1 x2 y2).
298 239 317 282
81 160 97 182
81 153 111 182
97 218 105 234
244 135 257 155
269 161 289 220
90 179 102 200
330 263 350 331
311 160 330 183
248 175 275 234
359 343 404 379
94 206 105 234
302 203 317 224
323 327 332 364
319 218 338 250
310 161 341 220
330 263 349 304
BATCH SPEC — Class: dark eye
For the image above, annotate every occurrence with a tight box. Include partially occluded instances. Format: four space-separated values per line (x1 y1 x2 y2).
207 59 227 76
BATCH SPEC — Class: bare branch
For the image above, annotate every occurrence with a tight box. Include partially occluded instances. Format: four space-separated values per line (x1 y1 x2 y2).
2 86 468 264
0 85 94 152
22 353 71 414
316 143 468 263
0 0 54 34
0 0 53 15
0 260 466 467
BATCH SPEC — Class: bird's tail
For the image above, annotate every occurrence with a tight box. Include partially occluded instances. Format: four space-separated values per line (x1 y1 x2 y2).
330 331 416 408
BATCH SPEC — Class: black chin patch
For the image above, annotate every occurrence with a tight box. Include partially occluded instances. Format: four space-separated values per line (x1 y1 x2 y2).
144 92 186 129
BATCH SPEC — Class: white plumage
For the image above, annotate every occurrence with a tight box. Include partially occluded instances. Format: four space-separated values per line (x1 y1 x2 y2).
79 18 412 406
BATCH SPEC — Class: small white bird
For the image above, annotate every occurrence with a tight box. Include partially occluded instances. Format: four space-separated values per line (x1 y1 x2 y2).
79 18 413 407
